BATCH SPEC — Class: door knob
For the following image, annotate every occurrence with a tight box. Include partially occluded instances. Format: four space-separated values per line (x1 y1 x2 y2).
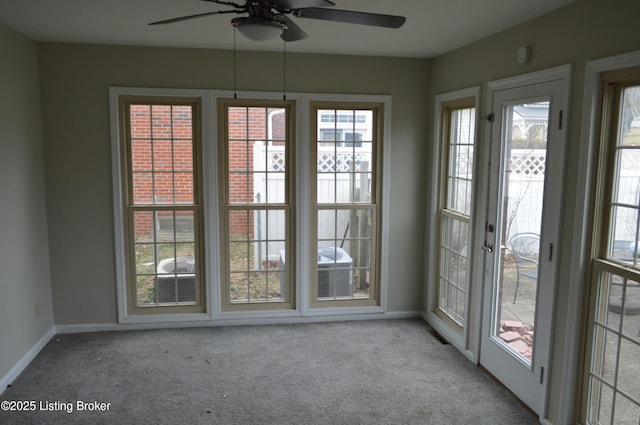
482 242 494 253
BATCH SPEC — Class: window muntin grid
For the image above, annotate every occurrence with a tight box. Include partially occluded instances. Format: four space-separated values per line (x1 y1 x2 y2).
221 103 293 308
589 265 640 424
123 100 204 311
312 105 380 306
437 105 476 326
588 82 640 423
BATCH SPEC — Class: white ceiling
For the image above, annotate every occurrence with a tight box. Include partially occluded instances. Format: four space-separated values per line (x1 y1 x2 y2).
0 0 574 58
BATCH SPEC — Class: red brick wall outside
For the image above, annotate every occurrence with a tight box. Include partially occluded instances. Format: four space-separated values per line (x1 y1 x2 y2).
129 104 285 239
130 104 194 238
227 106 285 236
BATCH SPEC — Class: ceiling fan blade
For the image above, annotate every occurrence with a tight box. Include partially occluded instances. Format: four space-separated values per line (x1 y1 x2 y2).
294 8 405 28
279 15 308 42
149 10 236 25
272 0 335 9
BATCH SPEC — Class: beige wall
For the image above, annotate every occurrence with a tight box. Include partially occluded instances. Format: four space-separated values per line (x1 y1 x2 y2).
427 0 640 422
0 24 54 381
37 43 430 324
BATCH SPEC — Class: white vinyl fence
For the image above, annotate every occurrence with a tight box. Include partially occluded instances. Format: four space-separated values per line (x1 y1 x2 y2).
507 148 639 246
252 142 371 267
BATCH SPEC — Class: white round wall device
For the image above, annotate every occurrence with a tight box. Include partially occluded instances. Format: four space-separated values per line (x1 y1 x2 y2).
516 46 531 64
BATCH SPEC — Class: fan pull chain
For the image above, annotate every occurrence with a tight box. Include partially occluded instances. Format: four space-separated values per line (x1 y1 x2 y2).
282 39 287 101
233 28 237 100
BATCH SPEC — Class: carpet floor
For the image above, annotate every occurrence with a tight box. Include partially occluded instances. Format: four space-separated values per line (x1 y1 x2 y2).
0 319 538 424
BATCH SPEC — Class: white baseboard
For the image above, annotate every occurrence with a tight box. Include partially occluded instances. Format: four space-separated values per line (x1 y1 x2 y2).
1 326 56 396
422 311 476 363
55 310 422 334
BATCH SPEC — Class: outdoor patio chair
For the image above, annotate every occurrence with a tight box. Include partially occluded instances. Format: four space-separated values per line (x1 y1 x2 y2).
510 232 540 304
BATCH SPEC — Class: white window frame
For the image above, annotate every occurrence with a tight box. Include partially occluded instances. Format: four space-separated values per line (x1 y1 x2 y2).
217 98 296 312
111 88 391 324
300 94 391 317
110 87 216 324
425 86 480 360
564 50 640 425
579 63 640 425
309 101 382 309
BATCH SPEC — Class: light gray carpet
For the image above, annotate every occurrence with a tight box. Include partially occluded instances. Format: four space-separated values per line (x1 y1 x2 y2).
0 319 538 424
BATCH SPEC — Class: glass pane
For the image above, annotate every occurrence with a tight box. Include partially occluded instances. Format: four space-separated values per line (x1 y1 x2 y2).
131 139 152 171
137 275 156 306
151 105 172 138
317 244 354 299
446 107 475 216
318 209 370 246
315 208 372 301
335 173 352 203
228 206 287 304
228 107 247 139
618 336 640 403
228 139 249 171
153 172 175 204
494 101 549 366
132 172 153 204
254 209 286 271
229 242 250 272
268 148 286 172
229 210 251 241
134 243 156 275
172 105 193 139
613 394 640 425
130 104 151 138
173 139 193 172
263 171 286 204
268 108 286 142
174 172 194 204
439 214 469 325
353 268 370 298
133 211 154 243
266 209 286 241
590 381 615 425
317 173 336 204
228 172 250 204
248 107 267 140
608 86 640 268
318 209 337 240
152 139 173 171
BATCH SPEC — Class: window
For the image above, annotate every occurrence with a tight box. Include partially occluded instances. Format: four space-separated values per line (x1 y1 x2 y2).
112 90 390 319
218 100 294 311
118 97 205 315
311 103 382 307
436 99 476 327
587 69 640 424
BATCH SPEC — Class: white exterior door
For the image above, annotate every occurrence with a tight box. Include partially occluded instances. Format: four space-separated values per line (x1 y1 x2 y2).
479 66 570 415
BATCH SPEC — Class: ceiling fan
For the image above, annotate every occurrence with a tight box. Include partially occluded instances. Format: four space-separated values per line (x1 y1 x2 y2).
149 0 406 42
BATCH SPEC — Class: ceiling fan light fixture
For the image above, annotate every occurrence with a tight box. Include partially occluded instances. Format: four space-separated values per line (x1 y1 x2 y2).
232 17 287 41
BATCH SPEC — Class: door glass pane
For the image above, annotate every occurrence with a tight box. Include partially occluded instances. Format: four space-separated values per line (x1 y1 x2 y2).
493 101 549 366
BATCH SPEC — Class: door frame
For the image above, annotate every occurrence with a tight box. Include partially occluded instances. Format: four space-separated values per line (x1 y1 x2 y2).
475 64 572 418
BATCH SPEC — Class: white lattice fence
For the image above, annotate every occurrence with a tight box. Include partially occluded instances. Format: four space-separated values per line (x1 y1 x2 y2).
510 149 546 176
252 144 371 265
506 150 546 239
